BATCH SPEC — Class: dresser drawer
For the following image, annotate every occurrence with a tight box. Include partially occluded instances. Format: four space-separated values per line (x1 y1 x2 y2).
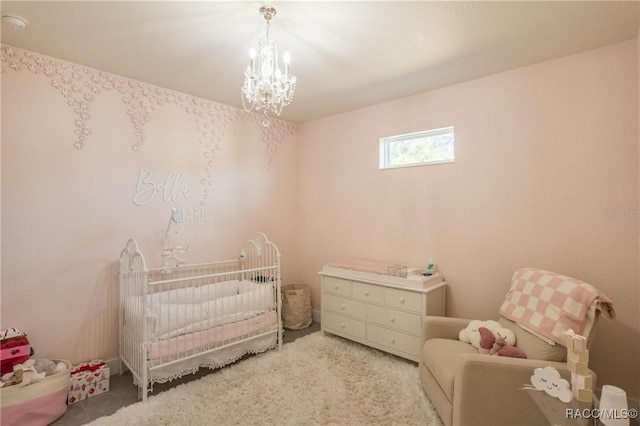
323 276 351 297
323 294 365 319
384 287 422 313
366 304 421 335
366 324 422 357
352 282 385 304
324 312 366 339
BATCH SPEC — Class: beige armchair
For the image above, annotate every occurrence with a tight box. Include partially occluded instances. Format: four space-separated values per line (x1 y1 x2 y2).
419 269 611 426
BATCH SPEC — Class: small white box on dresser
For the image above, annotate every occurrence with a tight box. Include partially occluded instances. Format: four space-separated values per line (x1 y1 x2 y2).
319 265 446 362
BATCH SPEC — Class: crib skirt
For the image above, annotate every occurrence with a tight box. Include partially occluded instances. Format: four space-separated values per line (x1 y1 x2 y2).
142 332 277 385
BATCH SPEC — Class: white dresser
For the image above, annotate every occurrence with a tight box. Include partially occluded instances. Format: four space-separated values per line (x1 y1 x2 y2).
319 266 446 362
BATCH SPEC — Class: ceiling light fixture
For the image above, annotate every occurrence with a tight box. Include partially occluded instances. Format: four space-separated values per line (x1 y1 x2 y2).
2 14 28 30
241 6 296 127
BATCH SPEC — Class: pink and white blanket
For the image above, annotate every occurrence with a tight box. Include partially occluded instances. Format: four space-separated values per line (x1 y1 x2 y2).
499 268 615 345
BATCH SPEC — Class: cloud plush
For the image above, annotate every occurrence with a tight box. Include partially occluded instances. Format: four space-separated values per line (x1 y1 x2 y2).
531 367 573 402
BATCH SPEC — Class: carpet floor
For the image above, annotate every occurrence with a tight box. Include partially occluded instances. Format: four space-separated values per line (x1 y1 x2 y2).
88 332 442 426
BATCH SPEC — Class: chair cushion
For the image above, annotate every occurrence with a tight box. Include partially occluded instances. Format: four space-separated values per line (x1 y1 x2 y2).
422 338 478 402
498 316 566 362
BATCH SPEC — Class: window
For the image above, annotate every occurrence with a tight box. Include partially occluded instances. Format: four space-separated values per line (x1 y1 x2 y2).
379 127 454 169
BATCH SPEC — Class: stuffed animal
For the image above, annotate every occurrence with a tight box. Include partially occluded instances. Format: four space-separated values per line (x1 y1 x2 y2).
531 367 572 402
12 359 47 387
33 359 57 375
0 359 66 388
478 326 527 358
478 326 495 354
459 320 516 349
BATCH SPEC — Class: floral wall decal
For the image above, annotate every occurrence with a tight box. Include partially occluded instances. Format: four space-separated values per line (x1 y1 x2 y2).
1 44 297 206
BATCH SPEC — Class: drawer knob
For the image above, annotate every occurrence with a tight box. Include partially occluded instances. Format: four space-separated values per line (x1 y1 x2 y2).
341 322 346 328
365 291 369 296
400 298 405 304
390 337 395 344
341 304 346 310
390 317 395 323
334 284 339 290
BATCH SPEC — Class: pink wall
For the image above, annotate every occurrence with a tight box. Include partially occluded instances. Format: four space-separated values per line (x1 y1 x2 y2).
297 40 640 397
2 38 639 399
1 46 299 365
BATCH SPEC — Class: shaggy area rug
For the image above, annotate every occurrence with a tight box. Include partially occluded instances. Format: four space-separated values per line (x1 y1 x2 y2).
89 332 443 425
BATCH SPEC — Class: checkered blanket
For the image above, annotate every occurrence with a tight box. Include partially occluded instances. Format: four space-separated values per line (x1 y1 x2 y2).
499 268 615 345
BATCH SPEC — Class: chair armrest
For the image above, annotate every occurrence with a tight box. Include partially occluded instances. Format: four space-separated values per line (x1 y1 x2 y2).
453 353 596 426
423 316 471 341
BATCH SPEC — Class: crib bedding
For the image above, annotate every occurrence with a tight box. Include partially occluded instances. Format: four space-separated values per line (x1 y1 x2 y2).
144 310 277 361
132 279 275 340
147 279 245 305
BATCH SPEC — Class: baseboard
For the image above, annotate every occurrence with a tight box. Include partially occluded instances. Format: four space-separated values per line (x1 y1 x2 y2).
105 357 125 375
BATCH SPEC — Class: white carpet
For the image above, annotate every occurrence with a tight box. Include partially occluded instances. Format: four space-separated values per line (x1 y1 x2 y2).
89 332 443 425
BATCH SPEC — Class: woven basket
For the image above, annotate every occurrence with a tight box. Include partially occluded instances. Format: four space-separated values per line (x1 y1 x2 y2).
282 284 312 330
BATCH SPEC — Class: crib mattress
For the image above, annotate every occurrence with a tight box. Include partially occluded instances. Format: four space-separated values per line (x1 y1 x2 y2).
143 310 277 361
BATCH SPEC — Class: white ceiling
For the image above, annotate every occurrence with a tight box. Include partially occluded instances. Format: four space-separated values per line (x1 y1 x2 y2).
1 1 638 124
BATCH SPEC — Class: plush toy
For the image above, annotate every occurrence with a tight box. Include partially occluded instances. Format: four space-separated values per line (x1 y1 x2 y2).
459 320 516 349
0 359 66 388
478 327 495 354
12 359 47 387
33 359 57 375
531 367 573 402
478 326 527 358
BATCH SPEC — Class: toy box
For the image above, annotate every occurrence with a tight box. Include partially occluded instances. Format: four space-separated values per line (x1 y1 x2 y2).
1 328 31 375
67 359 109 404
0 360 71 426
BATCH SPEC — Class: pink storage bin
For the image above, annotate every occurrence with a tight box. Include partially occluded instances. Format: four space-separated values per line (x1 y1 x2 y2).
0 343 30 374
1 328 31 375
0 360 71 426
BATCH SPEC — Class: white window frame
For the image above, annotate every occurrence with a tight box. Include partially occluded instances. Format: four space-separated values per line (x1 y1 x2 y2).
379 126 455 169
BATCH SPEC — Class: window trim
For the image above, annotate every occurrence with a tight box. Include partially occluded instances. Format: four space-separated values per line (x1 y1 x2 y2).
379 126 455 170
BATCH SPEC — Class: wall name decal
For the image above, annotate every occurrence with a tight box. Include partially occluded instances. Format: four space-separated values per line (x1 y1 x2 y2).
176 207 212 223
133 169 191 206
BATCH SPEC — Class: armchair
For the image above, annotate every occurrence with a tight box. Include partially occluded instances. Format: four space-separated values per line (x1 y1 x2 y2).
419 268 614 426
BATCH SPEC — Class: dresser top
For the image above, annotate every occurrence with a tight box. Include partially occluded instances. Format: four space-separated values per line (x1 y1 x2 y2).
319 265 445 293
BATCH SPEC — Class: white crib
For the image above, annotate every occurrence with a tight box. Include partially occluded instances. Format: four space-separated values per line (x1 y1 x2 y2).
118 232 282 400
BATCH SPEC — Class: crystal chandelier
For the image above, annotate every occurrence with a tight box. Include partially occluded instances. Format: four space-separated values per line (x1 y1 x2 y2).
241 6 296 127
